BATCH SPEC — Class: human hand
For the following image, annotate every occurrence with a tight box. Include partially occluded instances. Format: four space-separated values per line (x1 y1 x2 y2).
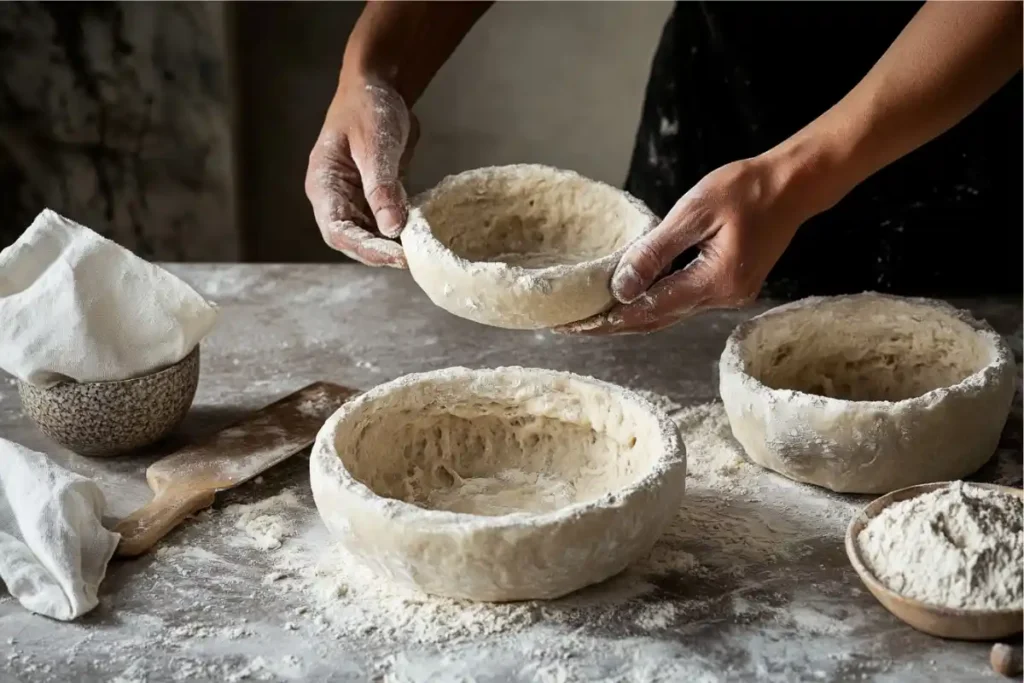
305 75 419 268
557 156 810 335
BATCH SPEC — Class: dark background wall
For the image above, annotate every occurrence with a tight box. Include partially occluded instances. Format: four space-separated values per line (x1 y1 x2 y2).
0 2 237 260
0 1 669 262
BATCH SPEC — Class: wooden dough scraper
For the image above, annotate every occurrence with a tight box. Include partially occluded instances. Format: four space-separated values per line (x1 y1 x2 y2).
114 381 357 557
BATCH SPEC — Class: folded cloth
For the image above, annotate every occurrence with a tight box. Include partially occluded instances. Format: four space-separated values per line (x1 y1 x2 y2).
0 438 120 620
0 209 217 387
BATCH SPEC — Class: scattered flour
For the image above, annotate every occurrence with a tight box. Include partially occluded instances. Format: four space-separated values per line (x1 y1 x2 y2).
249 397 857 654
355 359 381 373
169 623 253 641
633 388 760 492
673 401 761 494
222 488 305 550
631 388 684 417
296 391 343 418
858 481 1024 609
13 387 1007 681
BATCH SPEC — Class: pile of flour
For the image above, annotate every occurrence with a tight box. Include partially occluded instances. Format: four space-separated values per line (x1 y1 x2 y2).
221 488 305 550
858 481 1024 610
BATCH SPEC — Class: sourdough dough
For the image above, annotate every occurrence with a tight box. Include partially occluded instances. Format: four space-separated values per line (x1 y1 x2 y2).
401 165 657 329
310 366 686 602
719 293 1016 494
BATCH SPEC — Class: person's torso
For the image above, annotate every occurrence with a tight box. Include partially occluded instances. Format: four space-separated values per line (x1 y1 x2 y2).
626 1 1022 297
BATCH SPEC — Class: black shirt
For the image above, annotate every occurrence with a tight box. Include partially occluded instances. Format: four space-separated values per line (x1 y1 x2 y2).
625 2 1022 298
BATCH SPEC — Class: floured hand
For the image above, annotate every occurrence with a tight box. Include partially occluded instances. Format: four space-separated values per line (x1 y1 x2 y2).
305 76 419 268
557 158 806 335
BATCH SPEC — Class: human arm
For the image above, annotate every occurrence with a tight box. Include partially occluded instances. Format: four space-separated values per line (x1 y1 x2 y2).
305 1 492 267
562 0 1023 334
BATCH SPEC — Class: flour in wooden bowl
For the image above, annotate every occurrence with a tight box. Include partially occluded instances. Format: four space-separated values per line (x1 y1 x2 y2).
857 482 1023 610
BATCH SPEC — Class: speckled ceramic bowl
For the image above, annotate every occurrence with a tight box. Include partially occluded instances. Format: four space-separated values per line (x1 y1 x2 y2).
18 346 200 457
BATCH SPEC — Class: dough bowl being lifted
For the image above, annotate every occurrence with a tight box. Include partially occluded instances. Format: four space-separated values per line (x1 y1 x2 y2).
310 366 686 602
719 293 1016 494
400 164 658 329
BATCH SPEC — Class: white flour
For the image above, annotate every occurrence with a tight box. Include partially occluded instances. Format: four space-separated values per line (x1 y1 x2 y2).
858 481 1024 610
222 488 305 550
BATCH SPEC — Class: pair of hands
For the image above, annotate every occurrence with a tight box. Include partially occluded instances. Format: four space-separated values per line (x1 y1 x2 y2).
305 76 804 334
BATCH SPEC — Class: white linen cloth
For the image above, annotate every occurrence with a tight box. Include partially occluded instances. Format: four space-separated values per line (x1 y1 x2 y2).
0 438 119 620
0 209 217 387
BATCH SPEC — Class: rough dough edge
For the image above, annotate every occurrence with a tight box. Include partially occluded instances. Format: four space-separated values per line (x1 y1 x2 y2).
718 292 1017 494
400 164 659 329
311 365 685 531
720 292 1015 409
310 366 688 600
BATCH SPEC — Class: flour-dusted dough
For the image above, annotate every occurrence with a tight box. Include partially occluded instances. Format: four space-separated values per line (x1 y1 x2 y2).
719 293 1016 494
310 366 686 602
401 165 658 329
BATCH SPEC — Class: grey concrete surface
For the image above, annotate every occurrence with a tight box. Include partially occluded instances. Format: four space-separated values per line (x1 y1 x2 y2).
0 264 1019 682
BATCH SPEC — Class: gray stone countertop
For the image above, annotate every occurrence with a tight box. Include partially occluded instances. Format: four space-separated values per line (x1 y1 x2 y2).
0 264 1020 683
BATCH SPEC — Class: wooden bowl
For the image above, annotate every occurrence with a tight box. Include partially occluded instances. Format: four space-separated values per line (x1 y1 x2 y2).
846 482 1024 640
18 346 200 457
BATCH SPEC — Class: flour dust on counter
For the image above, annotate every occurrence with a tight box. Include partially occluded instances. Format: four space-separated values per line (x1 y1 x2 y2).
221 487 306 551
4 392 1013 682
1 265 1018 683
105 398 879 681
4 397 871 682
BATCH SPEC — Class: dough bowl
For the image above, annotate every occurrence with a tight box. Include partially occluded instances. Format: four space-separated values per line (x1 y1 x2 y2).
719 293 1016 494
310 366 686 601
401 164 658 329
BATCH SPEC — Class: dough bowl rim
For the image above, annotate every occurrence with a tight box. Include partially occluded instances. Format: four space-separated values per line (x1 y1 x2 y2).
845 481 1024 638
720 292 1015 410
401 163 659 279
311 365 686 531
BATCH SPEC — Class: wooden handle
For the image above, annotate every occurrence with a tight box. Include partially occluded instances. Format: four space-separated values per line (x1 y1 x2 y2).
114 487 218 557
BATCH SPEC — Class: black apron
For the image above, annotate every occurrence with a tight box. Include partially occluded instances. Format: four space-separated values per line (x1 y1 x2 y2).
625 2 1023 298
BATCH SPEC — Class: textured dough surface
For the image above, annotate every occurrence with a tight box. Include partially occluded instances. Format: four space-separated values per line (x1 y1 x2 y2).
743 297 990 401
311 366 686 601
720 293 1016 494
346 411 655 517
401 165 657 329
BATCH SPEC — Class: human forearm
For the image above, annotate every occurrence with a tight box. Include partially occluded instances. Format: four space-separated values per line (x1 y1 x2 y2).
342 1 493 105
307 2 490 263
767 0 1023 220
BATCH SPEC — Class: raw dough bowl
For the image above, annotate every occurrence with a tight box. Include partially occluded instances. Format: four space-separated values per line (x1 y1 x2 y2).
719 293 1016 494
401 164 658 329
310 366 686 601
